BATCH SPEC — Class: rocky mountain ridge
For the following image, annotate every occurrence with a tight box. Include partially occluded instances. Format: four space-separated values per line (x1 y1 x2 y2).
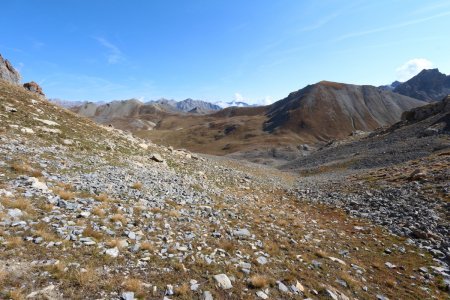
394 69 450 102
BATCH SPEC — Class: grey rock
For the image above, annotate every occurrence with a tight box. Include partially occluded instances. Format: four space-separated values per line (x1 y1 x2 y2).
256 256 268 265
121 291 135 300
256 290 269 299
213 274 233 289
105 247 119 258
203 291 213 300
151 153 164 162
7 208 23 219
233 228 251 238
277 281 289 293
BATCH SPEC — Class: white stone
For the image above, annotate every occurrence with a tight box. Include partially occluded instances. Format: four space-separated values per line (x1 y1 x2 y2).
28 177 48 192
256 256 268 265
256 291 269 299
106 247 119 258
213 274 233 289
233 228 251 238
79 211 91 218
329 256 346 265
138 143 148 150
21 127 34 134
38 126 61 134
203 291 213 300
34 118 59 126
8 208 23 219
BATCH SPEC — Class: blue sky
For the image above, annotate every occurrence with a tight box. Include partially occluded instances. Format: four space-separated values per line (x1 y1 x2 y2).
1 0 450 104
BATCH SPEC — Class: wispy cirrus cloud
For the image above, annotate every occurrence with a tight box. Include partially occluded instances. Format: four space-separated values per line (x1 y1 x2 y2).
94 37 124 64
334 10 450 42
298 11 341 32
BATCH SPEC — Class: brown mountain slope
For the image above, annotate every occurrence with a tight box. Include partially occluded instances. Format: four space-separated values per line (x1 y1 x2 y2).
264 81 426 141
72 81 427 156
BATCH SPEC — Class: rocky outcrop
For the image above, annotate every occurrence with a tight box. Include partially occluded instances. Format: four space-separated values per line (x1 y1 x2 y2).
402 95 450 122
23 81 45 96
0 54 21 85
394 69 450 102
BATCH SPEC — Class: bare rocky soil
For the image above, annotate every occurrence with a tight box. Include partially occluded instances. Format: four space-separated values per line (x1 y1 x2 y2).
0 80 449 299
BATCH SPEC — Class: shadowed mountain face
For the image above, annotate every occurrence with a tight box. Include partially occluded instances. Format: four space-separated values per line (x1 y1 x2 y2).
263 81 426 141
394 69 450 102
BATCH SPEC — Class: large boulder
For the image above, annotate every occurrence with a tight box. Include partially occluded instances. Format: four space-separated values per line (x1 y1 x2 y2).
23 81 45 96
0 54 21 85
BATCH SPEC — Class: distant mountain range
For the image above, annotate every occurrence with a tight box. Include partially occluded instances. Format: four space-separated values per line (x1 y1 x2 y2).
379 69 450 102
393 69 450 102
214 100 257 108
53 97 256 111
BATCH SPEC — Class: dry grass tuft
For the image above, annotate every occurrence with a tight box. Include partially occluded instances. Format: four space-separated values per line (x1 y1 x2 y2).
10 162 39 176
83 225 104 240
94 193 110 202
131 182 143 190
9 289 25 300
218 240 235 252
122 278 144 296
110 213 127 225
55 189 75 200
249 275 271 289
106 239 126 249
56 182 73 190
264 241 280 256
74 267 98 289
174 283 191 296
140 241 155 252
35 228 57 241
168 210 181 218
5 236 24 249
315 249 327 258
1 197 31 211
38 203 54 212
92 206 106 217
0 269 7 286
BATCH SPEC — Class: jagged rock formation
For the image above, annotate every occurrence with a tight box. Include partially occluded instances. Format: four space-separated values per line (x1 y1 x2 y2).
23 81 45 96
0 54 21 85
402 95 450 122
394 69 450 102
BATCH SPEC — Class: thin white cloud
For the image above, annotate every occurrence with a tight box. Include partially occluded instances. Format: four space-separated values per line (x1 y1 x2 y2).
299 11 340 32
95 37 124 64
410 1 450 15
396 58 433 81
234 92 244 102
334 10 450 42
263 96 274 105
